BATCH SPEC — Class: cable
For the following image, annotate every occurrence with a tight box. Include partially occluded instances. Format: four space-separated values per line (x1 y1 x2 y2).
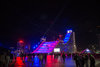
43 1 67 37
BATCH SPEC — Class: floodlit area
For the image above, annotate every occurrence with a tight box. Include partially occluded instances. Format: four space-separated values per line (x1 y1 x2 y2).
8 55 100 67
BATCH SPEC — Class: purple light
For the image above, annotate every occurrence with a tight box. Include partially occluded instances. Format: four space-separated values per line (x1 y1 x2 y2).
32 42 44 53
32 41 59 53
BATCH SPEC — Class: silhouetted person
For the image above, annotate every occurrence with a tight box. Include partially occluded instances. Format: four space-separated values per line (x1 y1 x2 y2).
0 52 4 67
74 54 80 67
32 53 35 57
80 54 85 67
5 52 10 67
39 54 43 64
44 54 47 63
74 54 79 67
10 53 13 63
90 55 95 67
0 52 6 67
62 53 66 63
84 54 89 67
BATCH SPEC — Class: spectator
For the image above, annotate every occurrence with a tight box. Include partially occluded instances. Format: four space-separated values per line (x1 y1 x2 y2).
90 55 95 67
39 54 43 64
62 52 66 63
84 54 89 67
73 54 80 67
5 52 10 67
44 54 47 63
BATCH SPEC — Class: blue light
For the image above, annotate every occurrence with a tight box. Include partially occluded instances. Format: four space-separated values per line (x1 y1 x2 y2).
33 47 35 49
65 37 69 39
11 51 14 54
33 56 40 66
25 46 28 48
0 43 2 46
63 33 71 43
36 45 38 47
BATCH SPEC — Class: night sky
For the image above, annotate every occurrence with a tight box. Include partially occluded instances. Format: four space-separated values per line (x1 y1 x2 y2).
0 0 100 49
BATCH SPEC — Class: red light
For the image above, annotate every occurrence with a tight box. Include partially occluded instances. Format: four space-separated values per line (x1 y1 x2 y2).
15 57 24 66
59 35 62 38
57 38 59 40
19 40 24 43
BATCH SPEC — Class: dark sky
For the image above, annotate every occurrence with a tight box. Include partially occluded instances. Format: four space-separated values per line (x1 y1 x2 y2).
0 0 100 49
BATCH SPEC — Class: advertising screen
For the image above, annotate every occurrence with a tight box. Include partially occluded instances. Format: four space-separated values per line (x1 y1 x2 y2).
54 48 60 52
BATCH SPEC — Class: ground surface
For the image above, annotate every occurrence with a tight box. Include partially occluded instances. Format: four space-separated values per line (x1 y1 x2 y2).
9 55 100 67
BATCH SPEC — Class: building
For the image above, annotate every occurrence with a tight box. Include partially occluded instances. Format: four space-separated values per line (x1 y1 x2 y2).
32 30 77 53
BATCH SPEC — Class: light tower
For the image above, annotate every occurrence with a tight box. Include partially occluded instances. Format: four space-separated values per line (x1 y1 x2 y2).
73 32 77 53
